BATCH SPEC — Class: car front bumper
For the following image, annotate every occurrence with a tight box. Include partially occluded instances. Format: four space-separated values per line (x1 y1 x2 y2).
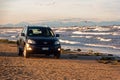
26 44 61 54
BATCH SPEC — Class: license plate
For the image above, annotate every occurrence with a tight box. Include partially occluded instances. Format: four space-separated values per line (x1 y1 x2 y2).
42 47 49 50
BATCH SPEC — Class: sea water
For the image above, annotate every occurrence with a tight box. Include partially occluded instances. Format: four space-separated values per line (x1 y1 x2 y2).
0 26 120 56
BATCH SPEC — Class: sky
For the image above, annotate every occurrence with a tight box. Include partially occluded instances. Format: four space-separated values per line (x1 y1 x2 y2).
0 0 120 24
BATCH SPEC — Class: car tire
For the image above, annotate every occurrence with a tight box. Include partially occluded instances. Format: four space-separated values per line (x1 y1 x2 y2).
18 47 23 56
54 52 61 59
23 46 29 58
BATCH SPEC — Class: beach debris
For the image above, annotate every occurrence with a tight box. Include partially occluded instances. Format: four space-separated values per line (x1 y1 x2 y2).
77 49 81 52
97 54 120 65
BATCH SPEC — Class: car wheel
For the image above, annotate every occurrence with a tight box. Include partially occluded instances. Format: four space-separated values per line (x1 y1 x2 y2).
54 52 60 59
23 46 29 58
18 47 23 56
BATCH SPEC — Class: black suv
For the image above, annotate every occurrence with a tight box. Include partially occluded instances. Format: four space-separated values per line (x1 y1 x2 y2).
17 26 61 58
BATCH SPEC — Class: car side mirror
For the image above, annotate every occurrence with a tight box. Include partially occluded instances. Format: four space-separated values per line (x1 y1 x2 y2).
56 34 60 37
21 33 25 36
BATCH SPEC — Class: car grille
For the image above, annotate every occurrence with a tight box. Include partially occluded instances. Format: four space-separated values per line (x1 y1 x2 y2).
36 40 54 45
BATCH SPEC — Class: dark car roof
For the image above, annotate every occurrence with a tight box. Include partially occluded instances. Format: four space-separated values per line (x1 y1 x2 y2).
27 26 50 28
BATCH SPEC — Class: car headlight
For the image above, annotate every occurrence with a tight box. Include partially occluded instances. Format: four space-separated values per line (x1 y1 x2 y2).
54 41 60 45
27 39 36 44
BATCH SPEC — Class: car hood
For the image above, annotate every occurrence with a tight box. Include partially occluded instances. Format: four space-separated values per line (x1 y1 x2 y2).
27 37 59 45
27 37 58 41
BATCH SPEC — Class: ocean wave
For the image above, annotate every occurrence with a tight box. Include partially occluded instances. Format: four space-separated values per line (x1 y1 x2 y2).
85 43 120 49
59 39 80 44
54 30 65 33
11 36 16 38
71 36 93 38
112 32 120 35
97 37 112 42
113 26 120 29
0 29 22 33
0 37 7 39
73 31 112 35
94 27 111 31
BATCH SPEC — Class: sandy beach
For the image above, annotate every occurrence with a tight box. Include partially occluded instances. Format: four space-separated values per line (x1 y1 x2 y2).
0 43 120 80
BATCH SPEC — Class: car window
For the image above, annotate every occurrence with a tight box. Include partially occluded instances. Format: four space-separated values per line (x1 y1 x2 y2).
28 27 55 37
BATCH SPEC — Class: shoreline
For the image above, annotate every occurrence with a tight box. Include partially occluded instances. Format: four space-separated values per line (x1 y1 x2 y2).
0 39 120 57
0 42 120 61
61 45 120 57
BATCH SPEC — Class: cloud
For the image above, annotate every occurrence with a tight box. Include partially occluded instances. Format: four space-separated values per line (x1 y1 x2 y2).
34 0 56 6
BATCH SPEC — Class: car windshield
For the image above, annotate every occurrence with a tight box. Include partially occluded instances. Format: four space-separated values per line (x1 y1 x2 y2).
27 27 55 37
